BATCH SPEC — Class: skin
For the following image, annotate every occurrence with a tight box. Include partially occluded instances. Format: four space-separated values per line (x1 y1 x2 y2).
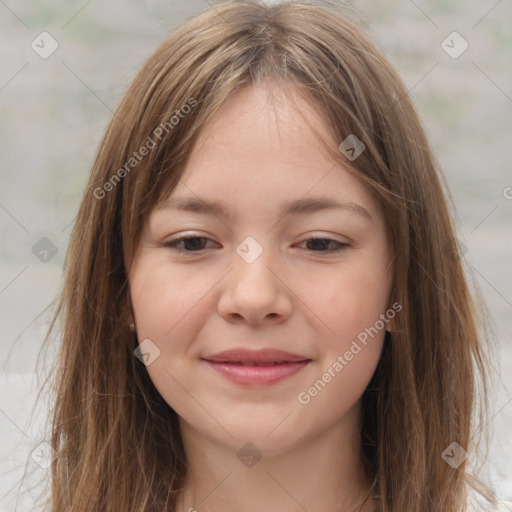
128 83 394 512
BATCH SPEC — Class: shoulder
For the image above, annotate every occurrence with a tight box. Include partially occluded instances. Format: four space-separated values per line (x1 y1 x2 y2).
464 485 512 512
466 496 512 512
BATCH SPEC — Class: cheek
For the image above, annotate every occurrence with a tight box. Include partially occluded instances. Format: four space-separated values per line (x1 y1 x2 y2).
304 260 392 344
296 333 384 428
129 262 208 416
300 259 390 414
130 259 213 339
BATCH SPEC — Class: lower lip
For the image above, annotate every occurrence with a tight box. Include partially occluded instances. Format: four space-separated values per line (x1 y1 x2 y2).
204 360 311 386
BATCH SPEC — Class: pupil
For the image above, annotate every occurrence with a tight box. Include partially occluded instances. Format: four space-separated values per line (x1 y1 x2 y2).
186 237 205 250
309 239 328 250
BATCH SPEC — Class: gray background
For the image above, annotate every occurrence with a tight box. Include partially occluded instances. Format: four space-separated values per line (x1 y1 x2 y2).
0 0 511 510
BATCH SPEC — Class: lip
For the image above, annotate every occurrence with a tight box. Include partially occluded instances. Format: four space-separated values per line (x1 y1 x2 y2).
201 348 311 386
204 360 311 386
203 348 310 364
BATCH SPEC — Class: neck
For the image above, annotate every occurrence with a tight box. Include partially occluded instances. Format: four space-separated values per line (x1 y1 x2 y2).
175 402 375 512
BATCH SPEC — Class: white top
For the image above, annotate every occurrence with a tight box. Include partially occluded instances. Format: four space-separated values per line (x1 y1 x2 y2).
466 495 512 511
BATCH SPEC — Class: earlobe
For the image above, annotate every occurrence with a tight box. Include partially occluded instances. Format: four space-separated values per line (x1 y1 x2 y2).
125 291 136 331
384 299 400 333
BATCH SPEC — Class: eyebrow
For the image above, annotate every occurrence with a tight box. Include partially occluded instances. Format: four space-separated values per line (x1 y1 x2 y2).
156 195 372 221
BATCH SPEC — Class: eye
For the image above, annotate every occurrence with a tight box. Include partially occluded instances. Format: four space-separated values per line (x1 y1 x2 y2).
298 236 349 253
163 235 348 254
163 236 217 253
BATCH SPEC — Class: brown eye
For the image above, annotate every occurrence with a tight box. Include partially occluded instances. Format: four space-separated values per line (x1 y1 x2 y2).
300 237 349 253
164 236 216 253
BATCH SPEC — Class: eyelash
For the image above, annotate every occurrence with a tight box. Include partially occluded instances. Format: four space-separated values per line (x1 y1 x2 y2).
163 235 349 254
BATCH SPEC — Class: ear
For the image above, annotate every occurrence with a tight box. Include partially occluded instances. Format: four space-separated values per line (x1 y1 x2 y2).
384 299 403 333
384 299 400 333
124 293 136 329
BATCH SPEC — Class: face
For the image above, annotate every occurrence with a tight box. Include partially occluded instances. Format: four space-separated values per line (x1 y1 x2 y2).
128 84 394 456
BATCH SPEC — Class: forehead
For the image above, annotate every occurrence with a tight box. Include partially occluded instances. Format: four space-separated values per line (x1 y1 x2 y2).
190 82 334 163
154 84 378 218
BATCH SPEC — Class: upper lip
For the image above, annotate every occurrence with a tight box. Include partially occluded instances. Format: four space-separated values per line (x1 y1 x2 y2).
202 348 311 364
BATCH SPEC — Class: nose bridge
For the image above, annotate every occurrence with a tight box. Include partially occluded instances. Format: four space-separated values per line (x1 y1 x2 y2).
216 233 290 324
235 235 267 267
231 234 276 290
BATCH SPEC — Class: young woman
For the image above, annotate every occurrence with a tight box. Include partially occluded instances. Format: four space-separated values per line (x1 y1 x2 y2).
40 1 502 510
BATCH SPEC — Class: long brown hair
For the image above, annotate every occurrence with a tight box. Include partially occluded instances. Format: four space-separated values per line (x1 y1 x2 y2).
37 0 496 510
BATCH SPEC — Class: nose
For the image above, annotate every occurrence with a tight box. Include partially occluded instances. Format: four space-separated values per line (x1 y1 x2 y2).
217 241 293 325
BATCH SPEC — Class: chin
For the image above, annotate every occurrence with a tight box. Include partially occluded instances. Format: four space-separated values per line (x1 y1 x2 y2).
216 420 305 457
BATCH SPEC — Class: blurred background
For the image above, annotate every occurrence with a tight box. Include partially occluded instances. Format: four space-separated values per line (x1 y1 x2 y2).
0 0 511 509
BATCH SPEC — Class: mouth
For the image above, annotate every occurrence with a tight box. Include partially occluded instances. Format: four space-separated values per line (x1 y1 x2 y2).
202 348 310 364
210 361 303 366
201 348 312 386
